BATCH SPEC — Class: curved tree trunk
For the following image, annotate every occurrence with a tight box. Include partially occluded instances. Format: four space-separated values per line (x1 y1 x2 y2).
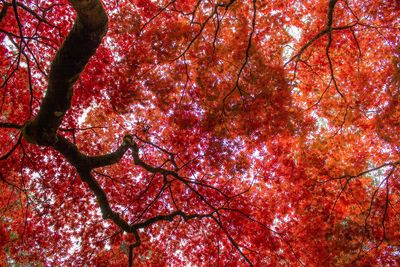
23 0 108 145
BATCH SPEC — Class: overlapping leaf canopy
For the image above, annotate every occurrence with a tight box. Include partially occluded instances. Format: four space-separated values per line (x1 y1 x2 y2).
0 0 399 265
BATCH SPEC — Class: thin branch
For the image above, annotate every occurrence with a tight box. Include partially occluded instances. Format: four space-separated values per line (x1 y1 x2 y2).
321 161 399 183
0 122 22 129
222 0 257 109
139 0 177 33
212 215 254 266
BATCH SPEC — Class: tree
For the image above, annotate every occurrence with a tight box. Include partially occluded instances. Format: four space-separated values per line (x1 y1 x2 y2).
0 0 399 265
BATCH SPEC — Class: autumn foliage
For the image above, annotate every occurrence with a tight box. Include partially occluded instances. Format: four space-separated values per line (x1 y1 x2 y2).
0 0 399 266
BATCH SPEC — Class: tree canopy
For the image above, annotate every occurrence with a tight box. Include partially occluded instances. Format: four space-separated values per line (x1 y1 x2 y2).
0 0 399 265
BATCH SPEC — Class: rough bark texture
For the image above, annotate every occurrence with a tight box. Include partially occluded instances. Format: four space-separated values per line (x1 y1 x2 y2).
22 0 108 145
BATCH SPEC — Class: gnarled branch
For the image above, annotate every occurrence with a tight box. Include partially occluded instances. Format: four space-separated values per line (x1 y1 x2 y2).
23 0 108 145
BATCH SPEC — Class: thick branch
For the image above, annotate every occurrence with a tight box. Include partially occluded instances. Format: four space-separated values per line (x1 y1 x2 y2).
53 134 132 171
52 135 133 231
78 169 133 230
23 0 108 145
0 2 10 22
86 143 130 169
52 134 216 232
131 210 212 231
52 135 91 169
52 135 213 234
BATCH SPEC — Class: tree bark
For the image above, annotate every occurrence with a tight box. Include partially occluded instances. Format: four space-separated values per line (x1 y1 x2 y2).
23 0 108 145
